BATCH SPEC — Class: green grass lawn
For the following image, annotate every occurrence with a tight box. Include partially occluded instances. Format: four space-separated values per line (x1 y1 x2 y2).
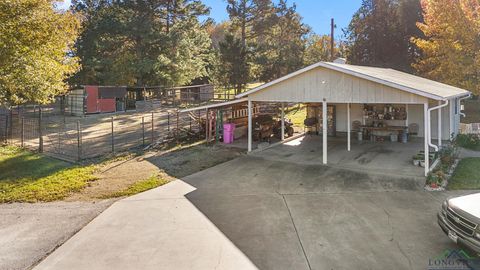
448 158 480 190
107 174 169 198
0 146 97 202
215 83 264 96
455 134 480 151
285 105 307 127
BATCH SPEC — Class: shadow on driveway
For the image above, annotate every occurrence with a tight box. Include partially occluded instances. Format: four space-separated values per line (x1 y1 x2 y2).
182 155 469 270
33 154 473 270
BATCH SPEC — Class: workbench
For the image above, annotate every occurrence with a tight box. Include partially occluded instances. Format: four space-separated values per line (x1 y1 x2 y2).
360 125 408 142
360 126 407 132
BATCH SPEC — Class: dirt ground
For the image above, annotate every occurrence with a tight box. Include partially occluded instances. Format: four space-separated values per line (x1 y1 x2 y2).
7 107 206 162
66 143 245 201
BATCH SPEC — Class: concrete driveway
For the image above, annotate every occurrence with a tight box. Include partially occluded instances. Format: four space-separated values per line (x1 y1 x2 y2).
34 153 473 270
182 155 471 270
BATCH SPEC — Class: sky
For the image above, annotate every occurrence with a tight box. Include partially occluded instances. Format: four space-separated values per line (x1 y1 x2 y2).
202 0 362 37
57 0 362 37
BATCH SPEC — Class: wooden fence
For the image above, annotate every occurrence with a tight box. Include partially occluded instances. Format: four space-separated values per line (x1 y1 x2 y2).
460 123 480 134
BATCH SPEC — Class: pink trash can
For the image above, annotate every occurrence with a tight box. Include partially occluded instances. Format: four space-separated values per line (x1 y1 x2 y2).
223 123 236 144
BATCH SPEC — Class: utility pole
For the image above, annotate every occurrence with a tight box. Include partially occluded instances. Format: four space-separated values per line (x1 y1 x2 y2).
330 18 335 61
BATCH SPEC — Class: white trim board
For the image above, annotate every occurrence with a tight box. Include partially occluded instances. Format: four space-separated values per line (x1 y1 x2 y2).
179 98 248 113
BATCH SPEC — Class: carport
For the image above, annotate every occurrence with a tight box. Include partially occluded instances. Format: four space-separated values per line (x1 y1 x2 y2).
237 62 471 176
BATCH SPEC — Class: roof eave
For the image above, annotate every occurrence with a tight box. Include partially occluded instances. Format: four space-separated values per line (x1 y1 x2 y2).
446 92 472 100
236 62 471 101
178 98 248 113
317 62 453 101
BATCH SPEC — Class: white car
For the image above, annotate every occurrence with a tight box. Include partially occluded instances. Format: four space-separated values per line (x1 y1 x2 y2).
438 193 480 256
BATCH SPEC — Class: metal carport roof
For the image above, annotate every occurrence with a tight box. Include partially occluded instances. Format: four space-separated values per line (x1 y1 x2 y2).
237 62 470 100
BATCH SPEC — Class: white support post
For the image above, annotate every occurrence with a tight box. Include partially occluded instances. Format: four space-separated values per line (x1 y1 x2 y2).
281 102 285 141
248 99 252 152
205 108 209 143
323 99 328 164
347 103 351 151
449 100 454 140
424 103 429 176
457 98 461 135
405 104 409 126
438 100 442 147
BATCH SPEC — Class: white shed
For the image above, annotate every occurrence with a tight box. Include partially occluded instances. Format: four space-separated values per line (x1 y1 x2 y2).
237 62 471 176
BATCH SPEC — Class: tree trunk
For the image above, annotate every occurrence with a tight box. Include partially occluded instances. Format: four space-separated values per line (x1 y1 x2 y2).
241 0 247 47
135 36 144 87
166 0 171 33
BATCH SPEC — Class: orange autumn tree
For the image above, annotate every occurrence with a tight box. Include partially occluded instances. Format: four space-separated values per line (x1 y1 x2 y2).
413 0 480 94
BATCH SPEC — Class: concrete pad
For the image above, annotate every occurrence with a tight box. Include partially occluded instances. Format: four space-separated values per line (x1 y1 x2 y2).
34 181 257 270
459 147 480 158
183 155 423 199
254 135 425 178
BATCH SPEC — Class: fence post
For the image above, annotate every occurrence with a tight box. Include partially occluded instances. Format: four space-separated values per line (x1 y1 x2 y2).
4 114 8 144
111 116 114 153
205 109 209 143
8 109 12 142
38 107 43 152
151 112 154 144
21 117 24 147
142 116 145 146
77 121 82 161
167 112 170 131
198 110 201 131
176 111 179 139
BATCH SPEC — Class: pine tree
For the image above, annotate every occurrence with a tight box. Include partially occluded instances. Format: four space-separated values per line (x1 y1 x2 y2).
72 0 213 87
255 0 309 81
226 0 274 47
216 34 249 95
224 0 275 91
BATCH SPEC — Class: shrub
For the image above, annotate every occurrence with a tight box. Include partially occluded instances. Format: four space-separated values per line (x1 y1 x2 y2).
439 144 458 167
426 144 458 187
427 170 447 186
454 134 480 151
